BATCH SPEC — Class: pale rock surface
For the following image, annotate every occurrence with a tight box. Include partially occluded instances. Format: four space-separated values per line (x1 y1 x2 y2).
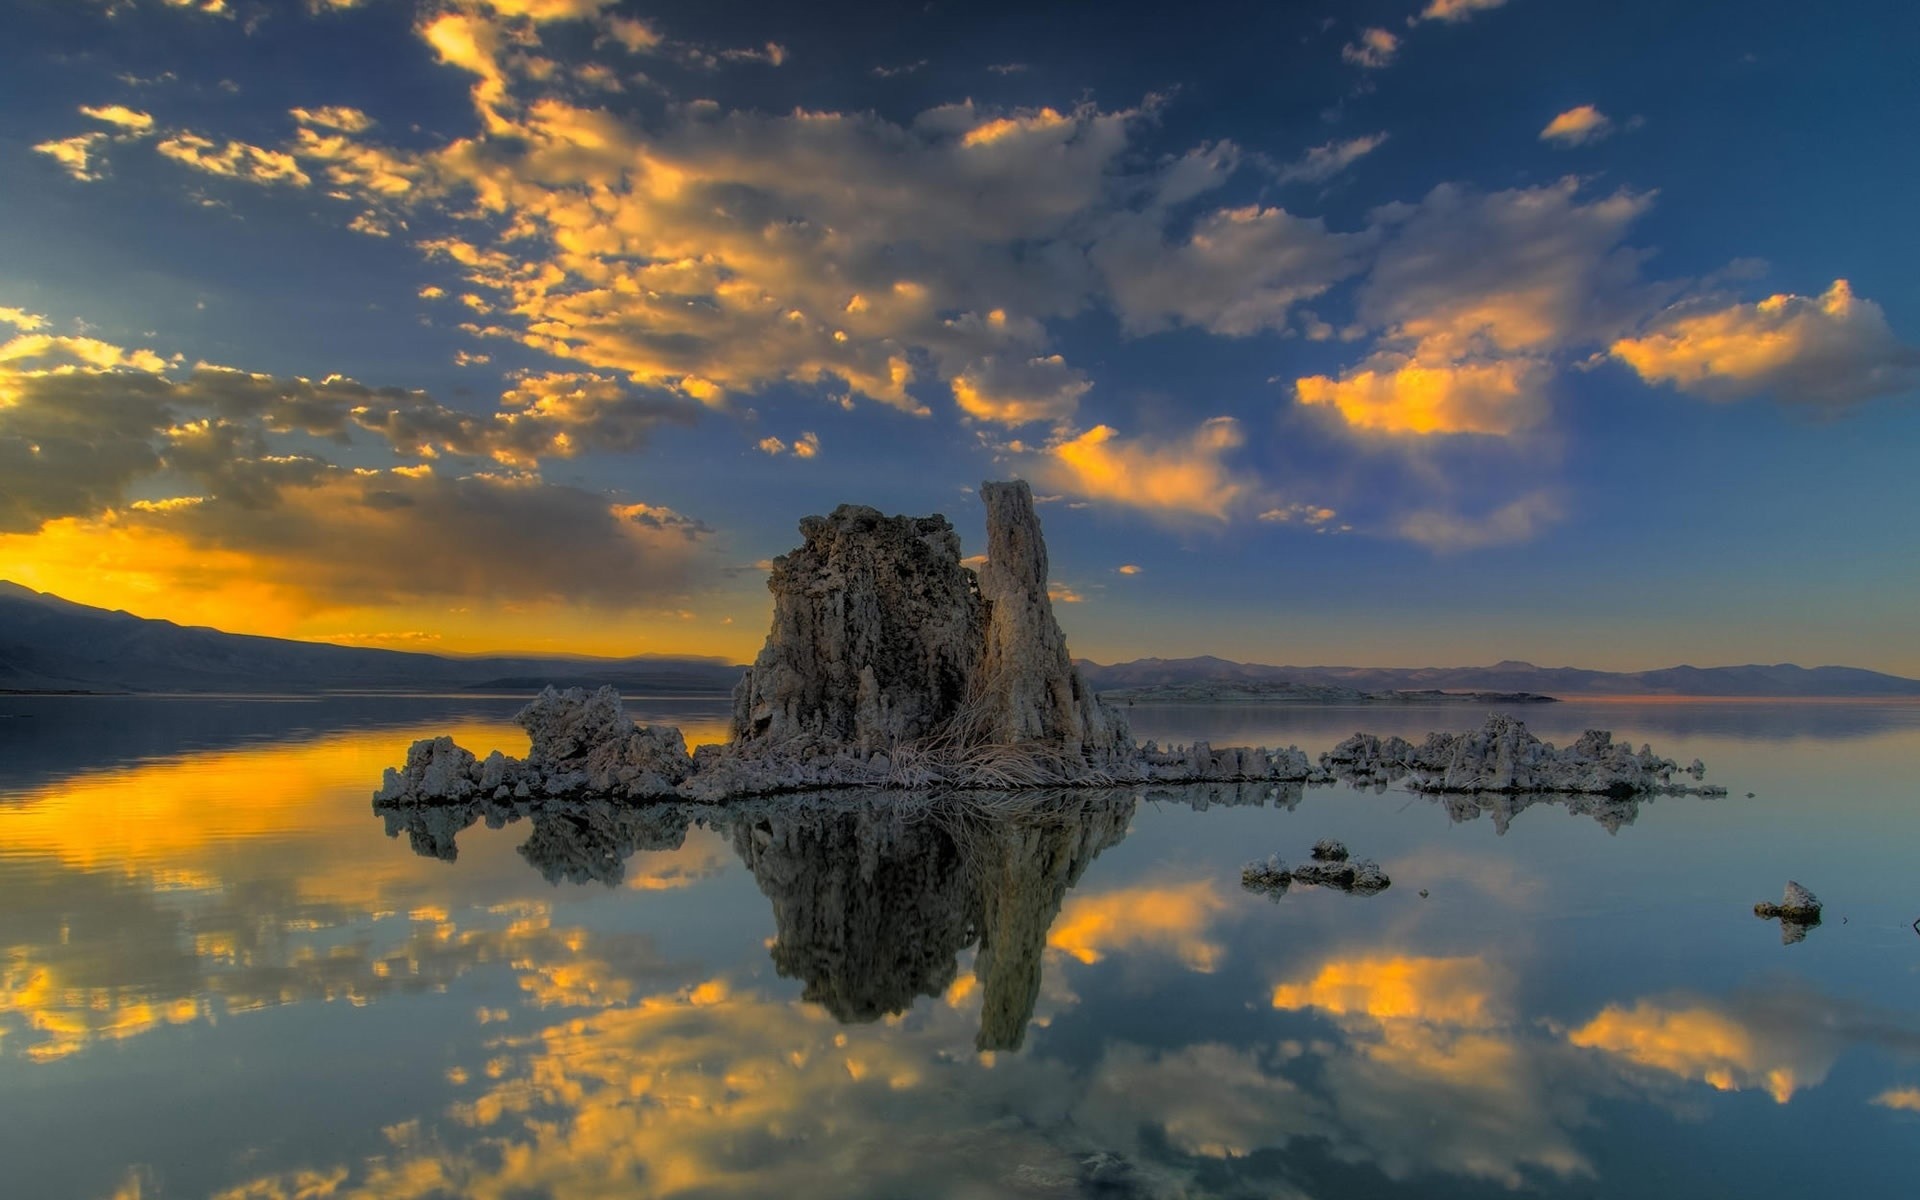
974 481 1130 764
1240 855 1292 898
1755 880 1823 945
376 736 480 805
729 504 984 752
375 686 690 804
1753 879 1823 945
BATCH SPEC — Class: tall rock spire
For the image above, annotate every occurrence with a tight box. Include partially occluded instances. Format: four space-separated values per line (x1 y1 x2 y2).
975 480 1130 763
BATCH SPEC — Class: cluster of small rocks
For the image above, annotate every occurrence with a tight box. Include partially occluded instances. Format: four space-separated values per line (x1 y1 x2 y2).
375 685 691 805
1322 713 1722 798
1240 839 1390 899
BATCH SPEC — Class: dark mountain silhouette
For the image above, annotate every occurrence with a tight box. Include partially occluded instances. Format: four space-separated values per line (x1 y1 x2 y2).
1076 655 1920 699
0 581 743 694
7 581 1915 697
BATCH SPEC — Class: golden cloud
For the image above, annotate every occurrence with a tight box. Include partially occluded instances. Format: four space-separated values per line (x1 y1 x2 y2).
1047 880 1228 971
1417 0 1510 24
1254 952 1592 1185
1343 27 1400 69
1568 998 1836 1103
951 354 1089 425
1271 954 1505 1028
1295 351 1550 436
33 133 109 181
1036 417 1251 521
1610 280 1920 408
80 104 155 131
156 133 311 186
1539 104 1613 146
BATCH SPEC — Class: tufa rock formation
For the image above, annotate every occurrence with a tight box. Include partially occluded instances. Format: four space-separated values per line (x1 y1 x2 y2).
725 480 1128 769
973 481 1129 763
376 484 1706 805
1240 838 1391 900
729 504 985 752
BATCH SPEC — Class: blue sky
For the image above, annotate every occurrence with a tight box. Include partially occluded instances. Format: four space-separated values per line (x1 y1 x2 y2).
2 0 1916 671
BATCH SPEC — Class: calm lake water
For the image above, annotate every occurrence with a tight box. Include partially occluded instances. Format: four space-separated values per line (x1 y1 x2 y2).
3 694 1918 1198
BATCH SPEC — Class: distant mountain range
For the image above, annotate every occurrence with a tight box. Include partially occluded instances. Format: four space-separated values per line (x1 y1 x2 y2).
0 582 744 695
1075 655 1920 699
5 582 1917 698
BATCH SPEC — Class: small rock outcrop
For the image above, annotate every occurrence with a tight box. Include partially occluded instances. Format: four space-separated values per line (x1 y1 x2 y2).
1755 880 1823 944
1322 714 1721 798
1292 856 1391 894
375 686 690 805
1240 856 1292 898
1240 838 1390 899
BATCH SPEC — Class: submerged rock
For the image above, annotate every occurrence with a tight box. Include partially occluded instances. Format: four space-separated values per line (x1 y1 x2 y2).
1240 855 1291 898
1293 857 1391 894
1755 880 1823 943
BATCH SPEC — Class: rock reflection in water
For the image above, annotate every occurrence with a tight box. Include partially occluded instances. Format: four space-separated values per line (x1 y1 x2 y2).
729 790 1139 1049
378 786 1200 1049
732 801 979 1025
1433 789 1654 835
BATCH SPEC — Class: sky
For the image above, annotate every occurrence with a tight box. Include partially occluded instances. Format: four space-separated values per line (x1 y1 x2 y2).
1 0 1917 672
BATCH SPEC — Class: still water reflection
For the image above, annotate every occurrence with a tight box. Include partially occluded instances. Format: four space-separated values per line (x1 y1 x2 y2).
3 696 1918 1198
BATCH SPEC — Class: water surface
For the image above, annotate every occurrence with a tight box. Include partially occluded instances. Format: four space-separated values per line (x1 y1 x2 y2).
3 695 1917 1198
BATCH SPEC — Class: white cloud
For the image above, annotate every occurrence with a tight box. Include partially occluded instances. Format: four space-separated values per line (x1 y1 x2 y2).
1359 178 1658 358
1096 205 1372 336
1272 133 1389 185
1396 491 1562 551
1258 503 1339 526
951 355 1090 426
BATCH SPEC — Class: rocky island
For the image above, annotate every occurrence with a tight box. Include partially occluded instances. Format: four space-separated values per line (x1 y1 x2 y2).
376 481 1714 806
